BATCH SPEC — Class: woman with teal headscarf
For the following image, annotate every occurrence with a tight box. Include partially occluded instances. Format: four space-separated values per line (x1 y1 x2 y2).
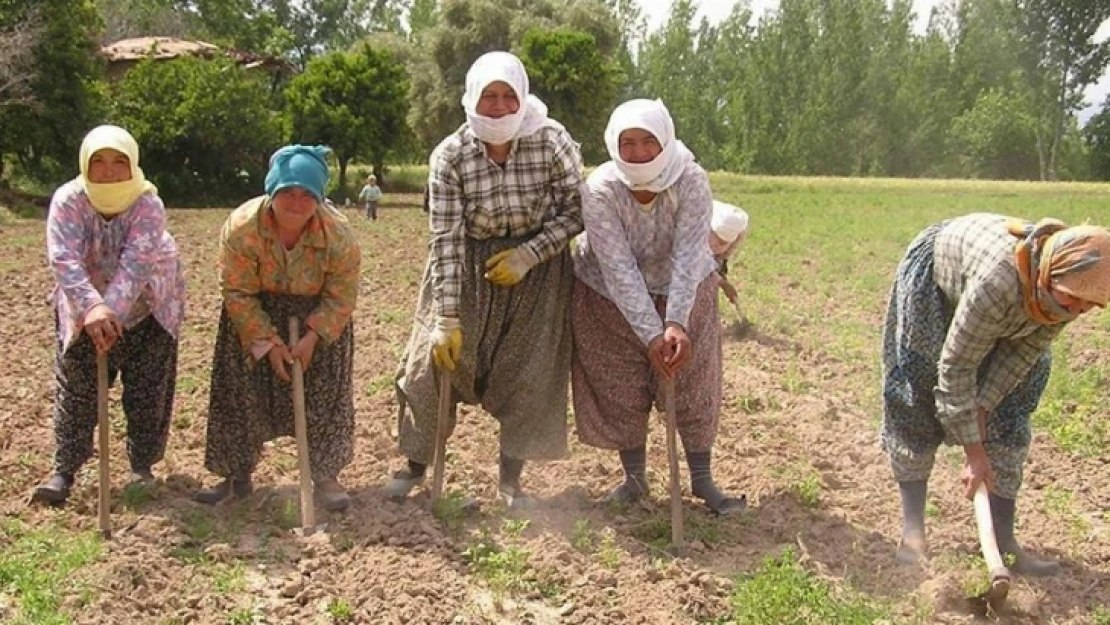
195 145 362 512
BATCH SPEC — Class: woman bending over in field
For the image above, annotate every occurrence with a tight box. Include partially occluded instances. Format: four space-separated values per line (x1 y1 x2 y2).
195 145 360 512
883 212 1110 575
33 125 185 505
570 99 745 515
390 51 584 507
708 200 749 307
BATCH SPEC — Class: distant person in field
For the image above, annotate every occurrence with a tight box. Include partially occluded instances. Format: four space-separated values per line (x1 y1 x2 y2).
883 213 1110 574
709 200 749 306
359 174 382 220
570 99 745 515
195 145 360 512
390 51 584 508
32 125 185 505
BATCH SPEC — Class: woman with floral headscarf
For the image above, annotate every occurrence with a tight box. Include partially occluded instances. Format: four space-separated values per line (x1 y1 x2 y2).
570 99 746 515
883 213 1110 575
390 51 584 507
32 125 185 505
195 145 361 512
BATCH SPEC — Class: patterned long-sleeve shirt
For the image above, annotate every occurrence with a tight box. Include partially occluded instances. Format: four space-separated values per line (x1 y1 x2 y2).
220 196 361 351
428 120 585 318
46 180 185 350
573 161 718 346
932 213 1064 446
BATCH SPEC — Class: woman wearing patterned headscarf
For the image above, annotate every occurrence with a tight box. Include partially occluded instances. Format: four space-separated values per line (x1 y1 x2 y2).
883 212 1110 574
32 125 185 505
570 99 746 516
195 145 361 512
389 51 584 507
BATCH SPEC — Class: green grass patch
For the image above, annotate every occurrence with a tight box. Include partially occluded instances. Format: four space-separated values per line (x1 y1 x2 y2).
226 605 255 625
365 373 395 397
0 518 104 625
461 523 539 607
211 560 247 595
432 489 470 535
716 548 891 625
121 482 154 509
774 464 823 508
326 597 354 622
1041 486 1092 546
1033 346 1108 457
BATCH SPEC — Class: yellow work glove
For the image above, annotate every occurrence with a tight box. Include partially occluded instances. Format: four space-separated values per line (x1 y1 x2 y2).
430 316 462 371
484 247 540 287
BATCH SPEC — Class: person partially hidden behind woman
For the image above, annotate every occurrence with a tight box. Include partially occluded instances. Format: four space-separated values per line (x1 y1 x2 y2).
882 212 1110 575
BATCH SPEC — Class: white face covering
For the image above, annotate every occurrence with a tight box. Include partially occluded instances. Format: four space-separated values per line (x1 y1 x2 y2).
604 99 693 193
461 51 549 145
467 108 526 145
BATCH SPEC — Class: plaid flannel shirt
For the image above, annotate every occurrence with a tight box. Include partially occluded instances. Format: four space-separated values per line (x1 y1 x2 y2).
932 213 1063 446
428 121 585 318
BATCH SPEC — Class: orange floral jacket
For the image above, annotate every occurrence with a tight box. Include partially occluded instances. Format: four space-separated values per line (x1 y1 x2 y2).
220 195 361 351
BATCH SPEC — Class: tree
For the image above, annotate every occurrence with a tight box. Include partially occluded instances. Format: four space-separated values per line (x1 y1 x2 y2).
1011 0 1110 180
406 0 622 155
518 28 622 162
284 43 409 199
0 0 104 183
1086 96 1110 180
0 9 41 112
111 56 283 204
948 88 1040 179
408 0 438 40
638 0 729 168
95 0 195 42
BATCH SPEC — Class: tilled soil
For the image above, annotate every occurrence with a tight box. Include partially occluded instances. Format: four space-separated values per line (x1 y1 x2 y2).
1 204 1107 624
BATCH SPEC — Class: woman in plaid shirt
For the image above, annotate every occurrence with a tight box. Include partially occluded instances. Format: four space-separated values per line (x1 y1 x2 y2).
390 51 584 507
883 213 1110 575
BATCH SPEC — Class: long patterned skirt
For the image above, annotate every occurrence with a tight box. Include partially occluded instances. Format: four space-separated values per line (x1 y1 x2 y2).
570 275 723 452
203 293 355 481
395 235 573 464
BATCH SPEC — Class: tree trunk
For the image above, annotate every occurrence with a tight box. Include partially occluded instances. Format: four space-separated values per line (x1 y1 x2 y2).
338 157 349 203
1047 65 1070 182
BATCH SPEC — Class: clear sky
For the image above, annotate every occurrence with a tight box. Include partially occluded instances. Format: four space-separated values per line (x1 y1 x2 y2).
633 0 1110 123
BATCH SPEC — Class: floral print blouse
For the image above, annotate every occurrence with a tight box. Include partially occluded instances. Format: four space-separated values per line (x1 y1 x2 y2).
219 195 361 351
46 180 185 351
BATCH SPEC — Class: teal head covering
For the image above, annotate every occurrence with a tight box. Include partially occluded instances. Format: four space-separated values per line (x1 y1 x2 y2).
265 145 331 201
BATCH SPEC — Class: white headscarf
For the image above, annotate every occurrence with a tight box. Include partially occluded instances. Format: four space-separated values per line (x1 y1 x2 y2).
604 99 694 193
711 201 749 243
461 51 549 145
75 125 157 216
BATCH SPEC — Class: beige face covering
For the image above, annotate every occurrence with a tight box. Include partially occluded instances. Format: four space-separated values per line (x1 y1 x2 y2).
76 125 157 216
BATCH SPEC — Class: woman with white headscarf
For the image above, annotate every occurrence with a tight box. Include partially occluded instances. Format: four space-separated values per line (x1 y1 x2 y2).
390 51 584 507
32 125 185 505
709 200 749 306
571 99 745 515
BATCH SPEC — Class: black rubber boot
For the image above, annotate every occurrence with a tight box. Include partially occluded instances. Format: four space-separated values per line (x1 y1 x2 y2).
990 493 1060 577
896 480 928 564
499 452 532 509
605 446 649 504
687 450 746 515
195 475 253 505
383 459 427 499
31 473 75 506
